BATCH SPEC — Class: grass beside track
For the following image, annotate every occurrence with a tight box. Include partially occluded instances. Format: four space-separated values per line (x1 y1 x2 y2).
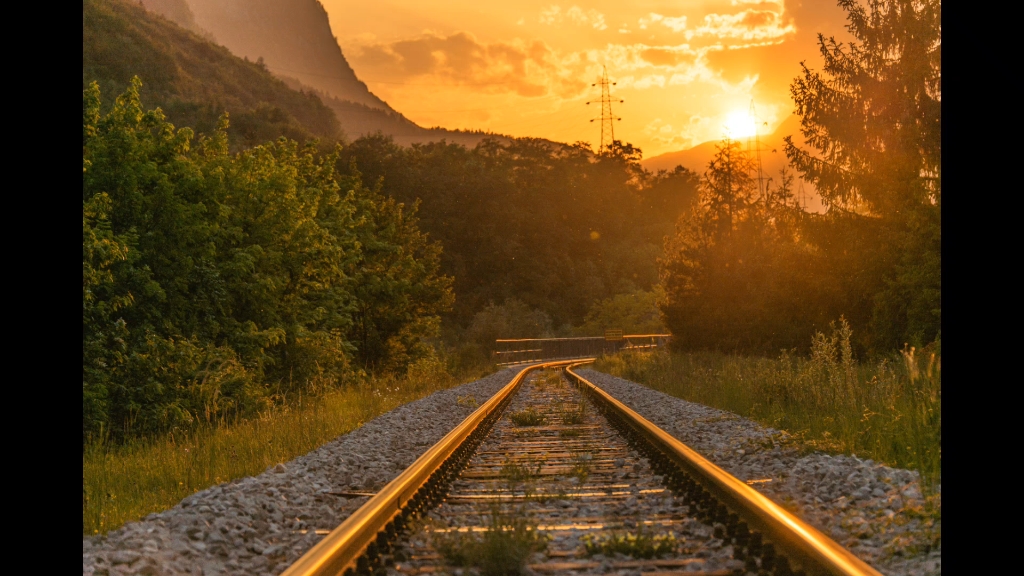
593 321 940 492
83 364 496 536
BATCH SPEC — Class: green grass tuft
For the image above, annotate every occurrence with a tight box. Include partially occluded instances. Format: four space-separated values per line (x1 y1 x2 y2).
83 364 492 536
557 400 587 425
434 506 547 576
593 319 941 492
508 408 546 427
582 526 678 558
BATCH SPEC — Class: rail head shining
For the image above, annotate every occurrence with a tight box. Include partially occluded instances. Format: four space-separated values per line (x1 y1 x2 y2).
565 363 882 576
281 359 592 576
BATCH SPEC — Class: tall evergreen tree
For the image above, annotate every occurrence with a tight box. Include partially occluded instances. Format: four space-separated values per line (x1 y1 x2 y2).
785 0 941 350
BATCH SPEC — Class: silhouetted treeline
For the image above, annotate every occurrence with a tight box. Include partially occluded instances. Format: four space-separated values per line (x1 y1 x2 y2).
335 137 700 330
660 0 940 356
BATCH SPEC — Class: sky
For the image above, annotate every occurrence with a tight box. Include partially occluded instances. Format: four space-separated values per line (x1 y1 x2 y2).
321 1 855 158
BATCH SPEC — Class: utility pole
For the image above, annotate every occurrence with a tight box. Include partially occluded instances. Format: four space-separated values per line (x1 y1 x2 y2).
797 178 808 210
587 66 623 152
749 100 767 199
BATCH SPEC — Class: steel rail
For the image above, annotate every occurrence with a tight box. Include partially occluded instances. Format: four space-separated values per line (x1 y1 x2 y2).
494 334 671 343
281 359 592 576
564 362 882 576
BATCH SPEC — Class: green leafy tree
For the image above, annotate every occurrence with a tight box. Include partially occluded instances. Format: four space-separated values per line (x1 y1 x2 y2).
660 142 822 353
83 78 451 442
784 0 940 349
575 289 667 336
346 178 454 372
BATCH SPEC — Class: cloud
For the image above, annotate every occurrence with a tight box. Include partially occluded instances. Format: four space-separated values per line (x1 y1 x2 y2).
640 48 695 67
539 5 608 31
354 32 560 97
636 5 794 44
638 13 687 32
690 9 795 41
351 31 761 108
731 0 783 6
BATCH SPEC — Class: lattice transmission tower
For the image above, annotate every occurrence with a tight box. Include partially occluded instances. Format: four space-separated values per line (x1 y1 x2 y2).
587 66 623 152
746 100 770 199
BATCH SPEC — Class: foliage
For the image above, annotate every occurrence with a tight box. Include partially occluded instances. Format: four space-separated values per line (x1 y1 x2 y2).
83 358 475 535
660 140 825 353
433 505 547 576
582 526 678 558
83 79 450 443
784 0 941 350
556 401 587 425
574 288 667 336
467 298 554 347
336 134 695 331
508 408 546 427
658 0 940 355
594 319 941 490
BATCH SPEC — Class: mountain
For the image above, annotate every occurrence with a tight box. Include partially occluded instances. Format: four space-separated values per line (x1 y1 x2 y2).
641 115 822 210
135 0 509 148
85 0 340 148
181 0 388 112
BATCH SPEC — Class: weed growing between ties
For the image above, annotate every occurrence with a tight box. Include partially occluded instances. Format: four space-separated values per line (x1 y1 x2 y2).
593 318 941 492
433 504 548 576
499 456 542 495
509 408 546 427
83 357 492 536
582 525 678 558
568 450 592 487
557 400 587 425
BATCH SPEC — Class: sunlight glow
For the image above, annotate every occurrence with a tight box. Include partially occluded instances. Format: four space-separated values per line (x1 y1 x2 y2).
723 110 758 139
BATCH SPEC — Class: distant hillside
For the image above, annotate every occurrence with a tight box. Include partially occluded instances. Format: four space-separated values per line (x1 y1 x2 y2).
136 0 514 148
276 77 511 148
138 0 204 35
642 115 822 210
179 0 389 112
85 0 340 148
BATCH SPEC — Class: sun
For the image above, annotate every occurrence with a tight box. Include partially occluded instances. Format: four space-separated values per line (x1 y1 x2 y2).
723 110 758 139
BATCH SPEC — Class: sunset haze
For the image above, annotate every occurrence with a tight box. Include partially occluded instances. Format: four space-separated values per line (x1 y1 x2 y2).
321 1 855 157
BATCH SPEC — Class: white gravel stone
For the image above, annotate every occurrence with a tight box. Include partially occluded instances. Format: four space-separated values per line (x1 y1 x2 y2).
576 369 940 576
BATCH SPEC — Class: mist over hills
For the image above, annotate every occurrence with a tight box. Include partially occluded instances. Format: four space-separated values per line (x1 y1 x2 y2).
133 0 508 148
85 0 342 148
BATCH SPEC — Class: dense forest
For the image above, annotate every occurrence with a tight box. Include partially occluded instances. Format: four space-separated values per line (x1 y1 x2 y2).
83 0 939 443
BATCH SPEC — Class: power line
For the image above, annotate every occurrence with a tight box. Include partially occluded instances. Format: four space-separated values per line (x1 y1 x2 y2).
749 100 767 198
586 66 623 152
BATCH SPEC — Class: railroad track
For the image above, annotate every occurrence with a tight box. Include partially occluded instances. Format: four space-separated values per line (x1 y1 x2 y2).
282 360 881 576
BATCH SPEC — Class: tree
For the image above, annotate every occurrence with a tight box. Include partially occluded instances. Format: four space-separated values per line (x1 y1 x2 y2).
784 0 940 349
659 141 820 353
83 78 453 442
346 178 454 372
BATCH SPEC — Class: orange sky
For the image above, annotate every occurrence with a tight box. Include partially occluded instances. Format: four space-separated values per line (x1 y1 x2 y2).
321 1 854 158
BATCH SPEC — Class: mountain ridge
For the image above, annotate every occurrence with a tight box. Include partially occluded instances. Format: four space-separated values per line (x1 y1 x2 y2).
135 0 517 149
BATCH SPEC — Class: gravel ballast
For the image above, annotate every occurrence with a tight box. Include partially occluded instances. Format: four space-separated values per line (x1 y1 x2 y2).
83 365 939 576
576 369 941 576
83 368 522 576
